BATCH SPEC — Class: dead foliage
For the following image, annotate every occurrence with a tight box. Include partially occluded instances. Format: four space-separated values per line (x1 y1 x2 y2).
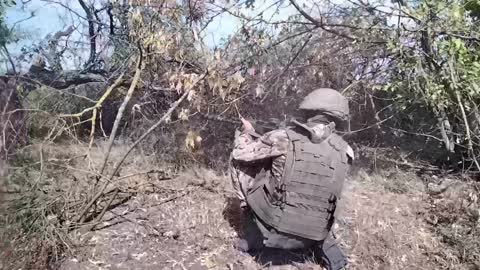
0 140 176 270
348 145 480 269
58 166 325 270
338 172 448 270
3 127 477 270
425 180 480 269
35 156 461 270
2 98 475 270
0 77 28 162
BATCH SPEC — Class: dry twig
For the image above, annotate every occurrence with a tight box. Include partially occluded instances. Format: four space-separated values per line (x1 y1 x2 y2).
77 55 207 228
77 54 142 224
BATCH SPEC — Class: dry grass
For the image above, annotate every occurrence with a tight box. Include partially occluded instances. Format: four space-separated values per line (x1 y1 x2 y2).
337 172 445 270
59 166 322 270
57 161 455 270
0 140 175 270
425 179 480 269
1 142 476 270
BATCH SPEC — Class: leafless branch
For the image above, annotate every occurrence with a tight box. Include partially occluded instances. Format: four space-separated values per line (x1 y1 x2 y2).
2 45 16 74
289 0 356 41
9 12 35 32
77 53 142 224
78 0 97 68
81 69 207 228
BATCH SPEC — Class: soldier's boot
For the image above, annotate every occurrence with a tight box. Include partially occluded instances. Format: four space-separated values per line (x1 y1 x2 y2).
313 234 348 270
233 209 264 252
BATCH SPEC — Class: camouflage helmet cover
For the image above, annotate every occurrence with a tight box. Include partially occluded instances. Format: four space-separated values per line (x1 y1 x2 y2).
299 88 349 121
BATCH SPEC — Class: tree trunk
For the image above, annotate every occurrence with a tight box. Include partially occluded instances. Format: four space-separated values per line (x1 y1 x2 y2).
468 103 480 144
437 108 455 153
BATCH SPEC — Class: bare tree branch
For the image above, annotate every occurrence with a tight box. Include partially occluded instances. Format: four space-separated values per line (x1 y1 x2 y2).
78 0 97 68
42 26 75 71
2 45 16 74
288 0 356 41
77 54 143 224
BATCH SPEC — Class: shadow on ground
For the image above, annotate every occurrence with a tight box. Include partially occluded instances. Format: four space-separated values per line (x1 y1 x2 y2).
222 196 320 267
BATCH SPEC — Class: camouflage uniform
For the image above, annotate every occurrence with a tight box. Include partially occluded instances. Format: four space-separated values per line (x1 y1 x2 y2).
229 128 289 206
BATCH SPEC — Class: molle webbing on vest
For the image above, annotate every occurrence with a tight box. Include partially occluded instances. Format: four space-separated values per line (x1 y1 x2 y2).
246 129 349 241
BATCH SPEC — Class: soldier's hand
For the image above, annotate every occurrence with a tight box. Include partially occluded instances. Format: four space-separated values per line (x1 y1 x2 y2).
240 117 255 133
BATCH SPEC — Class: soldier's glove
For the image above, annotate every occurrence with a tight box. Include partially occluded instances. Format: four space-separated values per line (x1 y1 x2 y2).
234 129 241 139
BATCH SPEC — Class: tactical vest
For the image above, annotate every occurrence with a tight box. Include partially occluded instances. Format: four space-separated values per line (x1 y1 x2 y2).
246 128 350 241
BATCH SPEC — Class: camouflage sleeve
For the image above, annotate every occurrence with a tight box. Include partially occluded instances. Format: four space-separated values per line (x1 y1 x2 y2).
232 129 289 163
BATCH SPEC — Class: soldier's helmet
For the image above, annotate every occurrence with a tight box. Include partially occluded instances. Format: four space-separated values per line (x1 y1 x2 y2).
299 88 350 128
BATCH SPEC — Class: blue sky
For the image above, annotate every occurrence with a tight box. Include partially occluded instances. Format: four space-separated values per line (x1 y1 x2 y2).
3 0 300 70
6 1 76 48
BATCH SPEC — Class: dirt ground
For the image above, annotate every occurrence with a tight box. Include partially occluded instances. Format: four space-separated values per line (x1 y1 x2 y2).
57 167 453 270
1 142 477 270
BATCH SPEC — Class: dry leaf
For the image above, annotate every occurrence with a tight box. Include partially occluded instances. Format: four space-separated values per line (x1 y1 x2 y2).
178 109 189 121
255 84 265 97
